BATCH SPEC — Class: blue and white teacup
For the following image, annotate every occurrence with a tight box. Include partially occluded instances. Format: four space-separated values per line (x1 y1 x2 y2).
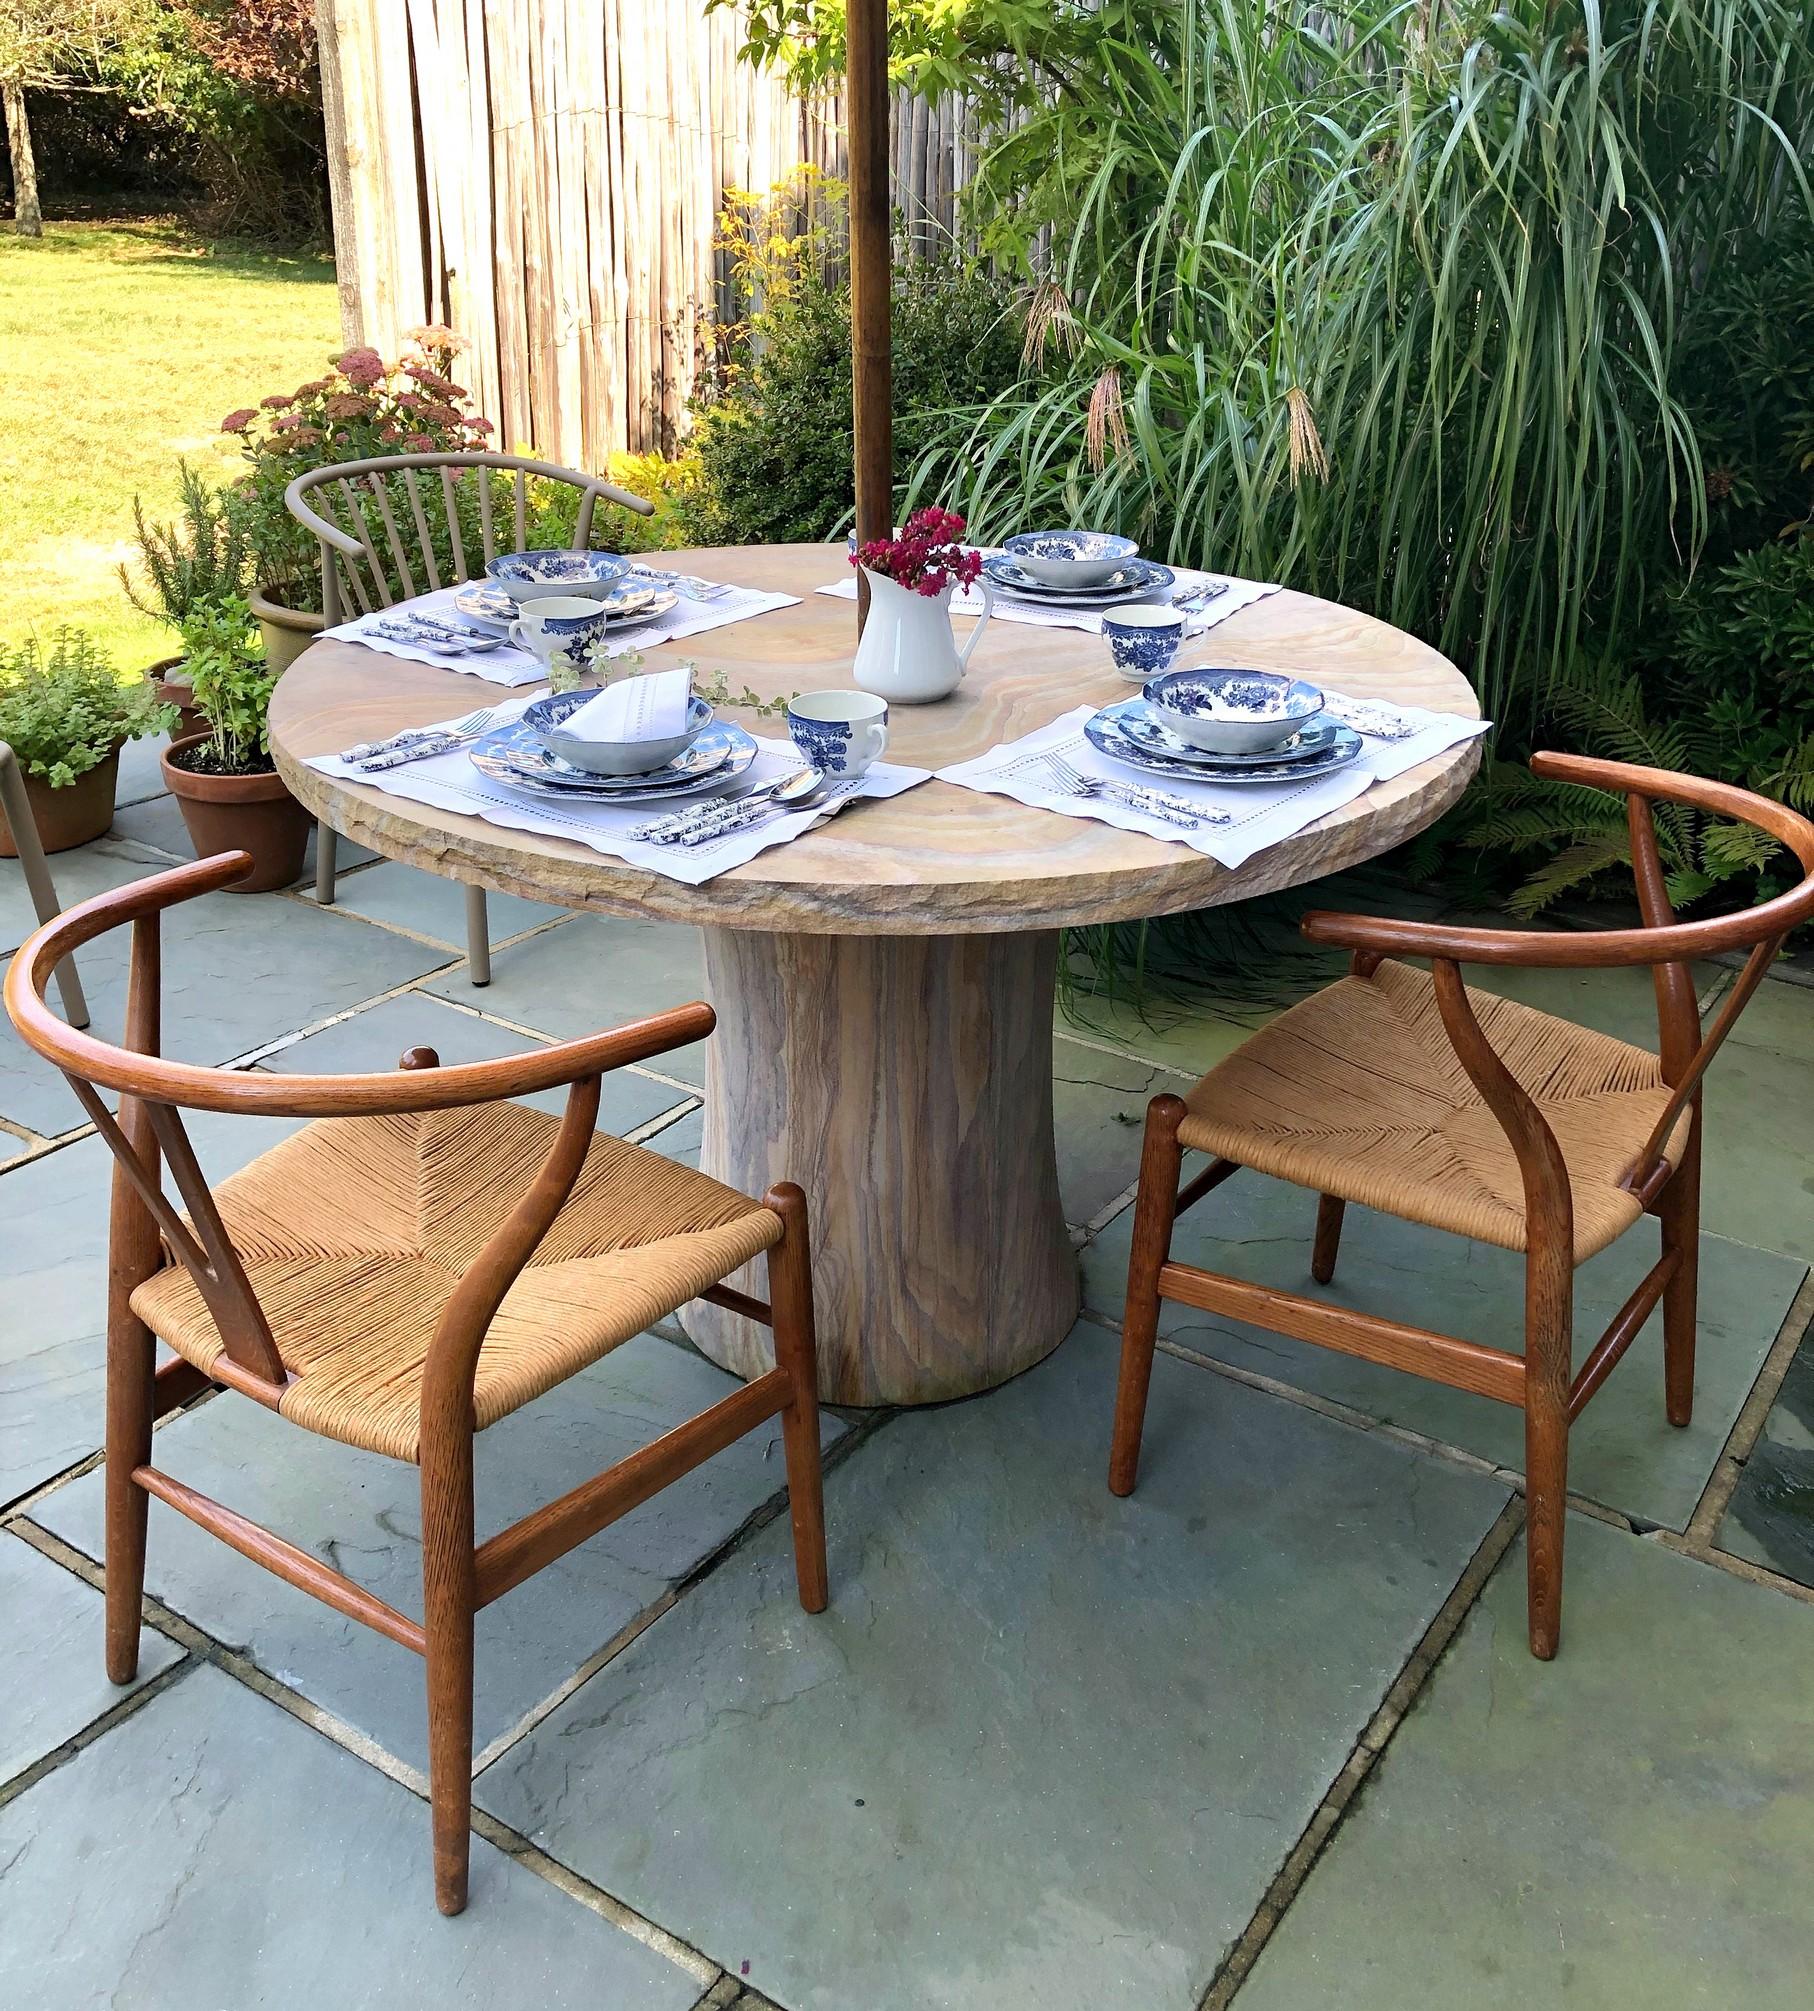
508 595 614 670
785 690 888 779
1102 605 1188 684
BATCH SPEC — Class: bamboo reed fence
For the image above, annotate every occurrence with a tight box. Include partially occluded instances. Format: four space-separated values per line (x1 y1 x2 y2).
317 0 981 472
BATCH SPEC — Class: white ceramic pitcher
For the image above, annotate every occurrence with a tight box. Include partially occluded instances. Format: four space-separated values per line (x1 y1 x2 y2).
850 567 994 705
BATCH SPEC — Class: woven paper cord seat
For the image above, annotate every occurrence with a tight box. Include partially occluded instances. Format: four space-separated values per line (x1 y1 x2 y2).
1177 958 1691 1262
132 1102 782 1461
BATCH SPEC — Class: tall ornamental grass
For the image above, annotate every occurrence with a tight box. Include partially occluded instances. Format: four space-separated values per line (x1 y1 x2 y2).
907 0 1814 729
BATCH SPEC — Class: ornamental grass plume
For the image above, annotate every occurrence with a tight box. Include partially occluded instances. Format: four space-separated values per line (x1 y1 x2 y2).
1285 387 1330 484
1084 367 1129 471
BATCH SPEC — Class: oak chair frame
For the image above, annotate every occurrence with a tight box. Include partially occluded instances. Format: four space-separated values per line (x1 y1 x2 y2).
6 852 827 1915
283 450 654 986
1110 754 1814 1659
0 737 87 1026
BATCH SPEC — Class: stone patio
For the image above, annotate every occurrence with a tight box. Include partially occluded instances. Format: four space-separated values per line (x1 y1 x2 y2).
3 744 1813 2010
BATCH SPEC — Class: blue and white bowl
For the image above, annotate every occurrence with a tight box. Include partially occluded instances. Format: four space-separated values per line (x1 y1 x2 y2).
1142 667 1324 755
485 548 632 605
1102 605 1187 683
524 688 713 777
1002 529 1140 589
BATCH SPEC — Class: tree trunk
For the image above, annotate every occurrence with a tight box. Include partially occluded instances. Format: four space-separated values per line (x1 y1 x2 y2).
3 80 42 238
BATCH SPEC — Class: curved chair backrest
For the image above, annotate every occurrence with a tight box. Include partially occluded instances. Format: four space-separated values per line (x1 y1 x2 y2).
1301 752 1814 1199
284 450 654 625
4 853 712 1397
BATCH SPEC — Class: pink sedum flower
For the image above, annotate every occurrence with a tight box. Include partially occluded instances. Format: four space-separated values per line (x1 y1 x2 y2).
337 345 386 388
221 408 256 434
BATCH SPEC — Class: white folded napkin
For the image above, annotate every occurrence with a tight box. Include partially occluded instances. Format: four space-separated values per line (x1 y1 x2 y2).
563 666 691 741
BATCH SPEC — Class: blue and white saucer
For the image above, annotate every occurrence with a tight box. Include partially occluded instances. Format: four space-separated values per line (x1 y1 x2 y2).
1086 699 1363 783
470 718 757 802
981 555 1175 606
452 582 675 631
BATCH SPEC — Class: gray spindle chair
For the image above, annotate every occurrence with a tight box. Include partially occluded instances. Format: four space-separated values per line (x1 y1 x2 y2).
1 739 88 1027
283 451 653 984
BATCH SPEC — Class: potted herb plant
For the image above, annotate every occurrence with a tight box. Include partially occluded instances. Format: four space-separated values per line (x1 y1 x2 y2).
223 327 496 670
0 630 172 855
160 597 312 892
121 464 254 736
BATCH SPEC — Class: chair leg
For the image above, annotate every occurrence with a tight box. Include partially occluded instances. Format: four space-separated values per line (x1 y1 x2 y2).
103 1304 156 1685
464 885 491 988
1311 1193 1346 1284
765 1183 828 1614
0 743 87 1026
1522 1232 1574 1661
314 820 338 905
420 1433 476 1916
1657 1124 1702 1429
1110 1094 1186 1497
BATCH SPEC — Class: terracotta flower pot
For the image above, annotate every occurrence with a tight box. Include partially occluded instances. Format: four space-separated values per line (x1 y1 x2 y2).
149 654 204 741
250 583 325 677
0 746 120 856
161 733 312 893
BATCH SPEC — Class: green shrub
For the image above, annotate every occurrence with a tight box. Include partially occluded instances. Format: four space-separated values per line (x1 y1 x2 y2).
682 251 1025 547
178 596 275 772
0 630 170 788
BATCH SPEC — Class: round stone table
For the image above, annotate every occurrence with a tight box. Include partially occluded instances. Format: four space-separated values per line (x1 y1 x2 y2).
270 544 1481 1405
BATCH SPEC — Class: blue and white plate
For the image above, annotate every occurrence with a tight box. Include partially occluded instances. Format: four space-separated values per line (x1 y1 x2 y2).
1111 700 1348 768
450 584 519 628
1085 699 1363 783
470 718 757 801
982 554 1175 606
454 581 675 632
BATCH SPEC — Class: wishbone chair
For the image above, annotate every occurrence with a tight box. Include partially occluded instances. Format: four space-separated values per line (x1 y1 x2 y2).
1107 754 1814 1658
285 450 653 984
6 852 827 1914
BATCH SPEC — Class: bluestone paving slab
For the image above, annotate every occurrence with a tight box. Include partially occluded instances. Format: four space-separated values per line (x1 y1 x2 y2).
0 1113 303 1506
299 855 568 949
95 790 192 863
480 1323 1509 2011
1052 1035 1195 1226
421 911 709 1083
1718 1319 1814 1589
1239 1515 1814 2011
0 1532 182 1785
38 1331 844 1774
0 1662 698 2010
0 885 449 1135
1084 1178 1806 1531
258 988 695 1133
1 835 186 956
1693 981 1814 1262
114 729 171 806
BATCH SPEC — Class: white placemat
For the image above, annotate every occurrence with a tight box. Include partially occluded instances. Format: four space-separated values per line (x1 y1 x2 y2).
324 579 802 686
817 561 1280 637
305 698 931 887
938 697 1489 870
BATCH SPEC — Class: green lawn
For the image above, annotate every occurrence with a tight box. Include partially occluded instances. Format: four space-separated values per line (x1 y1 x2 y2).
0 219 339 674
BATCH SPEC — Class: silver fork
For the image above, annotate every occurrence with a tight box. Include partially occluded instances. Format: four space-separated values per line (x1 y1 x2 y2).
341 707 500 766
629 564 734 602
1172 581 1231 614
1042 753 1230 829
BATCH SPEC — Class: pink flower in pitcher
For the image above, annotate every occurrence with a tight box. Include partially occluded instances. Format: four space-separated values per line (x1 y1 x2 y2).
851 506 981 597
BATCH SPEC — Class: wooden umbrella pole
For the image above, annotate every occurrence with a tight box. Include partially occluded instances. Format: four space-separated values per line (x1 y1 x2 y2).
847 0 893 630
